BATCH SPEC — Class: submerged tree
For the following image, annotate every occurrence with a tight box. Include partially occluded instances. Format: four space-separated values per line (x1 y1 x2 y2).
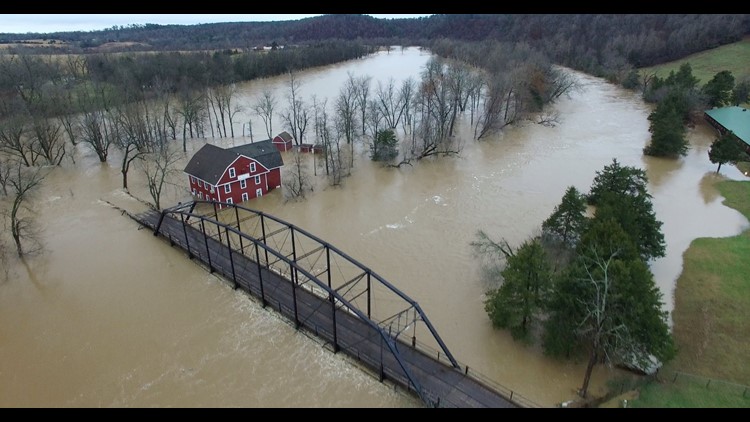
542 186 588 248
254 89 277 140
371 128 398 162
643 100 689 158
283 151 312 200
141 141 181 211
4 161 47 256
588 159 665 261
543 219 674 398
482 237 552 340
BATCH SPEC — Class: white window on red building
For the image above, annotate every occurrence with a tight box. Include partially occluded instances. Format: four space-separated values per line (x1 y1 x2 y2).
240 179 247 189
250 162 256 173
242 193 249 202
229 168 236 178
225 184 231 194
226 197 233 205
255 175 261 185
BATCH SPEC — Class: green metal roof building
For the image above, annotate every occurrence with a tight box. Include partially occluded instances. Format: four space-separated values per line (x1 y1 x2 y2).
704 106 750 148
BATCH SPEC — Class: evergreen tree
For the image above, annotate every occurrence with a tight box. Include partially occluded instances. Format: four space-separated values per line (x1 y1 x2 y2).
542 186 588 247
644 100 689 157
371 128 398 162
484 239 552 340
543 218 674 398
702 70 735 108
708 132 748 174
587 158 649 205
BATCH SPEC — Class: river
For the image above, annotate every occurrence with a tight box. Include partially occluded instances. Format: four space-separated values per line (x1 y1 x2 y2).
0 47 746 407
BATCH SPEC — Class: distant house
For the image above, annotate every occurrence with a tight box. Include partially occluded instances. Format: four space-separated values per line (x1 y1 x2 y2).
272 131 294 152
704 106 750 152
184 140 284 208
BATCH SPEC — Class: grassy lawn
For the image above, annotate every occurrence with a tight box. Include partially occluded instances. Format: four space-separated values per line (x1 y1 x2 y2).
632 381 750 408
629 180 750 408
640 36 750 84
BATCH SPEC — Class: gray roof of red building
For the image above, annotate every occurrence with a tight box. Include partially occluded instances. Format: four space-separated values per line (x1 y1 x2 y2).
184 139 283 185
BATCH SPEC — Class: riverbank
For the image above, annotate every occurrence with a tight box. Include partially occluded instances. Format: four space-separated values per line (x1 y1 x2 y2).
630 179 750 407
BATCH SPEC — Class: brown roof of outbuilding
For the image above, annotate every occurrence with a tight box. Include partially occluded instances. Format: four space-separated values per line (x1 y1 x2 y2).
275 131 293 142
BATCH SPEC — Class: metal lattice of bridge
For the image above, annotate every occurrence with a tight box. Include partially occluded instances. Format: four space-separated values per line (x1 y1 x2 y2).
130 200 534 408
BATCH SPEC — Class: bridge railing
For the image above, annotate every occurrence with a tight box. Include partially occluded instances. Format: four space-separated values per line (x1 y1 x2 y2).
411 338 541 408
155 200 457 406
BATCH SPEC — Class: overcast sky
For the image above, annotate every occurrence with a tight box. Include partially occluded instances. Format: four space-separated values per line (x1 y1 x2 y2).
0 14 434 34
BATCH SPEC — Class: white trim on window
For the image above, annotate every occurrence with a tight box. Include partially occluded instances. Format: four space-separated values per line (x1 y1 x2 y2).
250 162 256 173
254 175 261 185
242 192 249 202
229 167 236 178
240 179 247 189
199 192 203 199
226 197 233 205
225 184 231 194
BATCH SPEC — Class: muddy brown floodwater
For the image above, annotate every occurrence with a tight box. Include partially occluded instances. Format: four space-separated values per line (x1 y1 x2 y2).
1 47 747 407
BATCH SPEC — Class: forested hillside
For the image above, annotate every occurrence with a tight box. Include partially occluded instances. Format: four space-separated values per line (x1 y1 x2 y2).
3 14 748 75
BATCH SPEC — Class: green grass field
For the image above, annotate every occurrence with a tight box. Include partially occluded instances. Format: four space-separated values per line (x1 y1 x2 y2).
629 180 750 408
640 36 750 84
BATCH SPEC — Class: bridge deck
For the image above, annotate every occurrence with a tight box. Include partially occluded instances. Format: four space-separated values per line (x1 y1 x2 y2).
133 209 521 408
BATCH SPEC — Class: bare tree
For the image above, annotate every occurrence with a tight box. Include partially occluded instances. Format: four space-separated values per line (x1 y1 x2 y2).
0 115 33 167
254 89 277 140
282 151 312 200
376 77 407 130
79 110 116 162
335 79 358 169
399 77 416 136
176 87 206 152
446 61 470 137
51 91 80 146
355 74 372 135
317 103 345 185
474 74 520 140
4 160 46 256
404 58 462 160
115 100 158 190
141 140 181 210
312 96 328 176
204 87 217 139
466 72 485 126
365 99 384 141
0 155 10 196
213 83 241 138
29 118 66 166
281 71 304 145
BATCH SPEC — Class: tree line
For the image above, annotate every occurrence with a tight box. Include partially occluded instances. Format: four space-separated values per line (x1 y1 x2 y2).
3 14 748 85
